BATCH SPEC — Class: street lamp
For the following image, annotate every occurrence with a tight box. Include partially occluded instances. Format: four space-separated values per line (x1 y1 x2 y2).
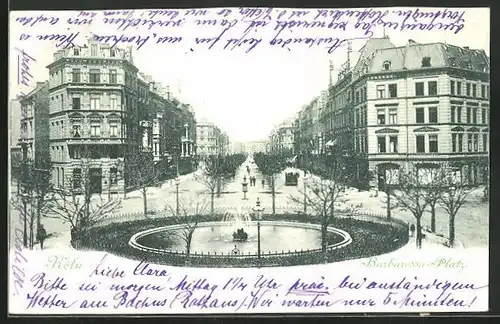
303 173 309 213
252 198 265 263
175 176 181 216
241 175 248 200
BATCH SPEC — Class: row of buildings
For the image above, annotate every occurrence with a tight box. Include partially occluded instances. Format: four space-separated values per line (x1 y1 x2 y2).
269 37 490 190
11 39 231 195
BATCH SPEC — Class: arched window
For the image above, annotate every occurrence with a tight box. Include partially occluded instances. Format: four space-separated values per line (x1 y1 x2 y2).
383 61 391 71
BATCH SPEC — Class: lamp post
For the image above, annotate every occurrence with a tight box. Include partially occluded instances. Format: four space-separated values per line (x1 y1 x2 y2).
241 175 248 200
303 173 309 213
175 176 180 216
252 198 264 263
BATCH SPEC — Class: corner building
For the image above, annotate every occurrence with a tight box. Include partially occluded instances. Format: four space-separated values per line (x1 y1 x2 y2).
324 38 490 189
47 40 140 194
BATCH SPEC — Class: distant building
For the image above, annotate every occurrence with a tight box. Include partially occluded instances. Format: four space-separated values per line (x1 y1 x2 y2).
268 117 295 155
10 97 22 156
196 121 229 156
19 82 50 164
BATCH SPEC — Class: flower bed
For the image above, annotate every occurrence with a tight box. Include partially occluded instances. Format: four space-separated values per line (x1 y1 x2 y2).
79 213 409 268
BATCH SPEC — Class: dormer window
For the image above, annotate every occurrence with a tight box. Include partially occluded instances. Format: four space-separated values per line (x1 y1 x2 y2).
73 48 80 56
383 61 391 71
449 57 457 67
422 57 431 67
110 49 116 57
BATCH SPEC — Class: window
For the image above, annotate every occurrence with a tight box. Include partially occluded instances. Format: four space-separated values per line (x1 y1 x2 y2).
474 134 479 152
472 84 477 97
355 92 359 104
89 69 100 83
383 61 391 70
467 134 472 152
452 134 457 152
466 107 471 123
73 48 80 56
377 109 386 125
110 49 116 57
450 81 455 95
481 85 486 98
416 135 425 153
73 169 82 189
110 167 118 185
429 135 438 153
72 69 81 82
428 107 438 123
91 44 98 56
458 133 463 152
389 136 398 153
483 134 488 151
69 146 81 159
451 106 456 123
422 57 431 67
487 85 490 99
376 85 385 99
482 109 486 124
90 97 100 110
457 81 462 95
466 83 471 96
415 82 424 96
110 146 119 159
389 109 397 124
416 107 425 123
72 125 81 138
457 107 462 123
109 70 117 84
378 137 386 153
428 81 437 96
90 124 101 137
71 97 80 110
110 125 118 137
387 84 398 98
472 108 477 124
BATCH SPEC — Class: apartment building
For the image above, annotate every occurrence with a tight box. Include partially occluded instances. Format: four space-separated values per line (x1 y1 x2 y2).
19 82 50 164
196 121 228 157
46 39 198 194
322 37 490 189
268 117 295 155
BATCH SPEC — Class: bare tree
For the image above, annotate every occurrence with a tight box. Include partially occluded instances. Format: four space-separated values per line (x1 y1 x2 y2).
437 167 472 248
254 153 288 215
194 156 219 215
379 168 399 220
164 197 209 262
288 160 349 260
390 167 440 249
46 160 121 248
125 150 158 217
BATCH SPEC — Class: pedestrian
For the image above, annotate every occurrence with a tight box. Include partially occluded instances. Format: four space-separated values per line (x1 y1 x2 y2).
410 224 415 238
252 176 256 186
37 224 48 250
261 179 265 188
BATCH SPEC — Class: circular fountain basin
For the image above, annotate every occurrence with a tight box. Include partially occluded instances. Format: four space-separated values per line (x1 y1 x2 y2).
129 221 352 257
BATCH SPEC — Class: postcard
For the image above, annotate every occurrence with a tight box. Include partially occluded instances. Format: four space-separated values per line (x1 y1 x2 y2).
8 7 489 315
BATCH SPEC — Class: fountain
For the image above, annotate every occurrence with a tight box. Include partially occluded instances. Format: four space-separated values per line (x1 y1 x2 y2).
220 205 252 240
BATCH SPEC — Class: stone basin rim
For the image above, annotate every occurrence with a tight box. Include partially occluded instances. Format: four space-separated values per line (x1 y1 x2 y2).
128 220 353 256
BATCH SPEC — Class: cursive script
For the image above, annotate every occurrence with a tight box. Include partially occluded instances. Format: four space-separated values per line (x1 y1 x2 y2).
15 48 36 88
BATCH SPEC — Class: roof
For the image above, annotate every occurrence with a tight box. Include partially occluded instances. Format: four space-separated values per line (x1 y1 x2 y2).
366 43 490 73
21 81 48 100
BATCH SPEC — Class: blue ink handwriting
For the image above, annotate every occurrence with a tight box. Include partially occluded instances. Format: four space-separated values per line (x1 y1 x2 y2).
15 48 36 88
89 254 126 279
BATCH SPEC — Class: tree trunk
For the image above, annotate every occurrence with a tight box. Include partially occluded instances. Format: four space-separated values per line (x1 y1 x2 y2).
216 178 221 198
142 190 148 217
449 213 456 248
386 190 392 220
416 216 422 249
430 204 436 233
321 221 328 263
271 176 276 215
210 191 215 215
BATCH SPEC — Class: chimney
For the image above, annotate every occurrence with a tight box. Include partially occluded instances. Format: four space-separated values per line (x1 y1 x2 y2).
463 46 470 50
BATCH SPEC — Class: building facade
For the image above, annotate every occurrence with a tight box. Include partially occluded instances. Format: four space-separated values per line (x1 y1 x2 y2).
46 39 198 194
267 117 295 155
196 121 229 157
19 82 50 164
316 37 490 189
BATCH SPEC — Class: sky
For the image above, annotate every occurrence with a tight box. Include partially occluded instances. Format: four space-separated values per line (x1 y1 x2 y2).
9 7 490 142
